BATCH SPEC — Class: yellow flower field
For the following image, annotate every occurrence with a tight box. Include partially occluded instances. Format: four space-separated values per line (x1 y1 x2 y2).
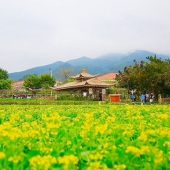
0 104 169 170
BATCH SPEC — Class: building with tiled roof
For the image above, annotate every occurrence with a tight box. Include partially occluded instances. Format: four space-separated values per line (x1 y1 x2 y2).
51 69 113 100
12 80 25 91
97 72 119 82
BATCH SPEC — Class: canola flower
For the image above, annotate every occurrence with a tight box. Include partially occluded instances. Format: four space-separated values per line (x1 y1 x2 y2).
0 104 169 169
114 164 126 170
58 154 78 170
0 152 5 159
29 155 57 170
126 146 141 157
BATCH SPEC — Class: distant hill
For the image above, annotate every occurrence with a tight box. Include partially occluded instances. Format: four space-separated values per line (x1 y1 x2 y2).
9 50 170 81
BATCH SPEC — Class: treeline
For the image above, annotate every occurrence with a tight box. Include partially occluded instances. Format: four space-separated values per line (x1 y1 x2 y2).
1 55 170 99
116 56 170 99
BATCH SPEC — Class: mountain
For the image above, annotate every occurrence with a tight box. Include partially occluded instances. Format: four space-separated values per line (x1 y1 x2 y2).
9 61 66 80
9 50 170 81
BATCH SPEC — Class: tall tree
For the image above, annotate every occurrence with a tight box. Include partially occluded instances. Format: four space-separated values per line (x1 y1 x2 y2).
40 74 56 89
0 79 12 90
23 74 41 90
57 68 73 81
0 68 12 90
116 56 170 99
23 74 56 90
0 68 8 80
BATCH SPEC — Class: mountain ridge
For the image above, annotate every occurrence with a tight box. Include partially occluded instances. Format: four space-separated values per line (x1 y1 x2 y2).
9 50 170 81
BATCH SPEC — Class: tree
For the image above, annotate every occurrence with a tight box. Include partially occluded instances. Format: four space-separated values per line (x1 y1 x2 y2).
0 79 12 90
0 68 8 80
40 74 56 89
57 68 73 81
23 74 56 95
0 68 12 90
23 74 41 90
116 56 170 99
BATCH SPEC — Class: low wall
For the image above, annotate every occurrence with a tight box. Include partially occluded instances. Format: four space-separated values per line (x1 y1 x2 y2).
161 98 170 103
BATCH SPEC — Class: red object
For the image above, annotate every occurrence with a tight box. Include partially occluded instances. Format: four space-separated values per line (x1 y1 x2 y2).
109 94 121 102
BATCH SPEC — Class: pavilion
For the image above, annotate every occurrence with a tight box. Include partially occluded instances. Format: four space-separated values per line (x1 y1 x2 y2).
51 69 113 100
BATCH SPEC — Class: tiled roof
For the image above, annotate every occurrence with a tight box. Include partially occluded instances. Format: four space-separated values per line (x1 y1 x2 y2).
70 69 98 79
97 72 118 81
12 80 24 91
51 78 112 91
12 80 24 86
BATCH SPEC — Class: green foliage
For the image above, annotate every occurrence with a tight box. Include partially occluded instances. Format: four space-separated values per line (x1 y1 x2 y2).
0 68 12 90
117 56 170 98
106 88 122 95
0 68 8 80
23 74 56 90
0 79 12 89
56 92 88 101
40 74 56 89
23 74 41 90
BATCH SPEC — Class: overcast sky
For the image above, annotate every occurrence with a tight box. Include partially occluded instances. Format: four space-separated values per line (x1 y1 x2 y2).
1 0 170 73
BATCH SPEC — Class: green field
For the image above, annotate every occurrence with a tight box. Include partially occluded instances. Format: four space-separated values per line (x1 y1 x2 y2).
0 104 169 170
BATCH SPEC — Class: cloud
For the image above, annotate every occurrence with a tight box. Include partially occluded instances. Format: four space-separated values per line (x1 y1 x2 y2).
0 0 170 72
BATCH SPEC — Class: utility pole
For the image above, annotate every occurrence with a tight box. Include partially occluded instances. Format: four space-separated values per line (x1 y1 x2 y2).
49 69 53 96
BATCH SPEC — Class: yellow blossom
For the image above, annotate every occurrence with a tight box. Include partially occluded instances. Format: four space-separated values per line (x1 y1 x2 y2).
89 153 102 160
95 123 108 135
58 155 78 165
154 150 163 164
138 131 147 141
126 146 141 157
114 164 126 170
157 113 169 119
140 146 150 155
8 155 22 164
163 141 170 148
0 152 6 159
86 162 100 170
29 155 56 170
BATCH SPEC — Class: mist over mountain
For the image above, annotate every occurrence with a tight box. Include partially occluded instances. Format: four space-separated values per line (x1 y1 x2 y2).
9 50 170 81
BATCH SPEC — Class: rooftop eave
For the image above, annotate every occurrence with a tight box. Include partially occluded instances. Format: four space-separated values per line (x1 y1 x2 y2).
50 84 112 91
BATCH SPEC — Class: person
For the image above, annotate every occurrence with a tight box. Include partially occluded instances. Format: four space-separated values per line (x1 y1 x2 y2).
133 94 136 101
141 93 145 104
99 91 102 101
145 94 148 103
149 93 154 104
130 93 134 102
